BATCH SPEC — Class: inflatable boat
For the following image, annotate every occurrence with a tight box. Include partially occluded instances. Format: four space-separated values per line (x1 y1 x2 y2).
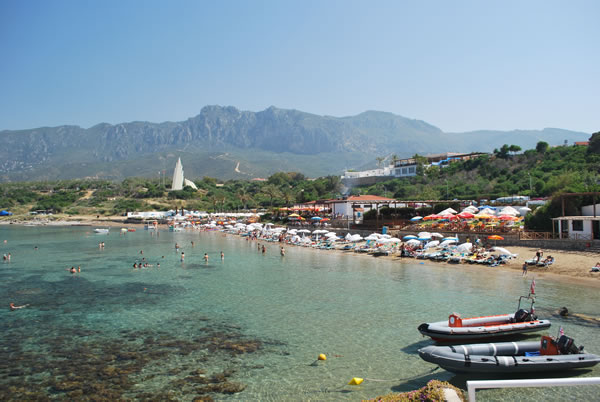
418 335 600 374
418 295 551 342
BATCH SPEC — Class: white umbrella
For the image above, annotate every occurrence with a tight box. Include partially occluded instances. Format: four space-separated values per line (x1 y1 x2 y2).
499 206 519 216
456 243 473 253
462 206 479 213
313 229 329 234
479 208 496 216
349 234 363 242
325 232 337 238
431 233 444 239
388 237 401 243
365 234 380 240
417 231 431 239
439 208 457 215
492 246 516 257
518 207 532 216
297 229 311 233
424 240 440 249
287 229 298 235
439 239 457 248
406 239 421 247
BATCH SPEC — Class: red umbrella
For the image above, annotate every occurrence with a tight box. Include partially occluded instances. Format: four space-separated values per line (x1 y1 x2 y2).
498 215 517 221
458 212 474 219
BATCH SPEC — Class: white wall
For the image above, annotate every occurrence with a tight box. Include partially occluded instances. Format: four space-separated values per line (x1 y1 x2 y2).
582 204 600 216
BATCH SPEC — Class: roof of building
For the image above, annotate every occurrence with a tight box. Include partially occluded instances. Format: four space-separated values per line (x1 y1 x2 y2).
551 216 600 221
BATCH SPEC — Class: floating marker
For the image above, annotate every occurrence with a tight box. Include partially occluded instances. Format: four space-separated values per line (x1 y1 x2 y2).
318 353 327 361
348 377 364 385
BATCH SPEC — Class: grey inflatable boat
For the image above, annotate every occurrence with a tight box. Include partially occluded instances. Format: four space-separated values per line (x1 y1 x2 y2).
418 335 600 374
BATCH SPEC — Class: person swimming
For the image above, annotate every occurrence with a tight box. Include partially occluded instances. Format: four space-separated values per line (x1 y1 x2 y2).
10 303 29 311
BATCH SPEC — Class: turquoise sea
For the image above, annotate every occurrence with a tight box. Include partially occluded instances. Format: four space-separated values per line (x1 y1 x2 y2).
1 225 599 401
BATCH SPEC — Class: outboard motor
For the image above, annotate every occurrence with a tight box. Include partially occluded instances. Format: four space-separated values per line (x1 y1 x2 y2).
514 309 530 322
557 335 582 354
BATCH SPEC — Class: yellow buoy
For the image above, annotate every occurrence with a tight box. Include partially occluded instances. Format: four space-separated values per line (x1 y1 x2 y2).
348 377 364 385
318 353 327 361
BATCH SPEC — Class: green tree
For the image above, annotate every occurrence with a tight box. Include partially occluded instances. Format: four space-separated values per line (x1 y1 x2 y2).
261 184 282 207
376 156 385 168
588 132 600 154
536 141 549 153
508 145 522 156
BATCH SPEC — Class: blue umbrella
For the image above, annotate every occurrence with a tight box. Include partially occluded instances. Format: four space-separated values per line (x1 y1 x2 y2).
403 235 418 240
410 216 423 221
443 237 459 242
311 216 322 221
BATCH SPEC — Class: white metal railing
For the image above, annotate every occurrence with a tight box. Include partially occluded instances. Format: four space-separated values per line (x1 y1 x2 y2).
467 377 600 402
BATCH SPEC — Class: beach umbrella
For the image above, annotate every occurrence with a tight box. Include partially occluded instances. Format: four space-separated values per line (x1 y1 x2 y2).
442 237 459 242
417 232 431 238
439 208 458 215
492 247 515 256
403 235 418 240
518 207 532 216
311 216 322 221
320 218 330 222
349 234 363 242
406 239 421 247
439 239 457 248
498 215 517 221
462 206 478 213
458 212 474 219
365 234 380 240
475 213 494 219
313 229 329 234
388 237 401 243
424 240 440 249
479 208 496 215
499 206 519 216
325 232 337 238
488 235 504 240
456 243 473 253
410 216 423 221
431 233 444 238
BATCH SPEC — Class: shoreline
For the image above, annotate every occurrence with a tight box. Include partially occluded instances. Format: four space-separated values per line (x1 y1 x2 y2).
3 215 600 286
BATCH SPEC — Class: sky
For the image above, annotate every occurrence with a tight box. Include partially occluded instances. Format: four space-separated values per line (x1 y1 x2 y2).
1 0 598 133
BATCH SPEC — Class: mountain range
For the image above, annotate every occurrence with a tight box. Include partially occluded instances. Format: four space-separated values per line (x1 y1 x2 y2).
0 106 590 182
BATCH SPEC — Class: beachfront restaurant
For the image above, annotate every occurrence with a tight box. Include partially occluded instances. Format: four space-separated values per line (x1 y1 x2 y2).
327 195 398 223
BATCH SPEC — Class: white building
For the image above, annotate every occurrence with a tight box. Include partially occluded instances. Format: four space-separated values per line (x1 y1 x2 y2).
552 203 600 241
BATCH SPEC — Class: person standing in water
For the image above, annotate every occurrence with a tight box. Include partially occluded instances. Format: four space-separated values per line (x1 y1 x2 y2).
181 252 185 262
220 251 224 260
204 253 209 262
280 246 285 256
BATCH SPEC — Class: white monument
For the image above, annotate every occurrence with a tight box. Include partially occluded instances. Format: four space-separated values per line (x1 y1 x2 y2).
171 158 197 190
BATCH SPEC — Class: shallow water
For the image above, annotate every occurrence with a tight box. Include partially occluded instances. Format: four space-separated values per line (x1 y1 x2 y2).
1 226 599 401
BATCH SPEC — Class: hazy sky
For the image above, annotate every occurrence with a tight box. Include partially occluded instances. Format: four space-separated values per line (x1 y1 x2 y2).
1 0 598 133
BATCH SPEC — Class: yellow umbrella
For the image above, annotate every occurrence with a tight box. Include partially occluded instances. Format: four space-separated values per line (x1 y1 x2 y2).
288 213 300 217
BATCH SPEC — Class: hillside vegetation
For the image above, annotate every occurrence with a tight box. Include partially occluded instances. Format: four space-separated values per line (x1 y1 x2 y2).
1 135 599 232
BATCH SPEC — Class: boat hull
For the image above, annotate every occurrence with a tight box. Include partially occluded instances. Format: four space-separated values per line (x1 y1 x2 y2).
418 341 600 373
418 313 551 342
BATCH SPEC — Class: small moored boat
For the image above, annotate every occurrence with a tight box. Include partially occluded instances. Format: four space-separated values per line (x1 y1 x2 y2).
94 228 109 234
418 295 551 342
418 335 600 373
